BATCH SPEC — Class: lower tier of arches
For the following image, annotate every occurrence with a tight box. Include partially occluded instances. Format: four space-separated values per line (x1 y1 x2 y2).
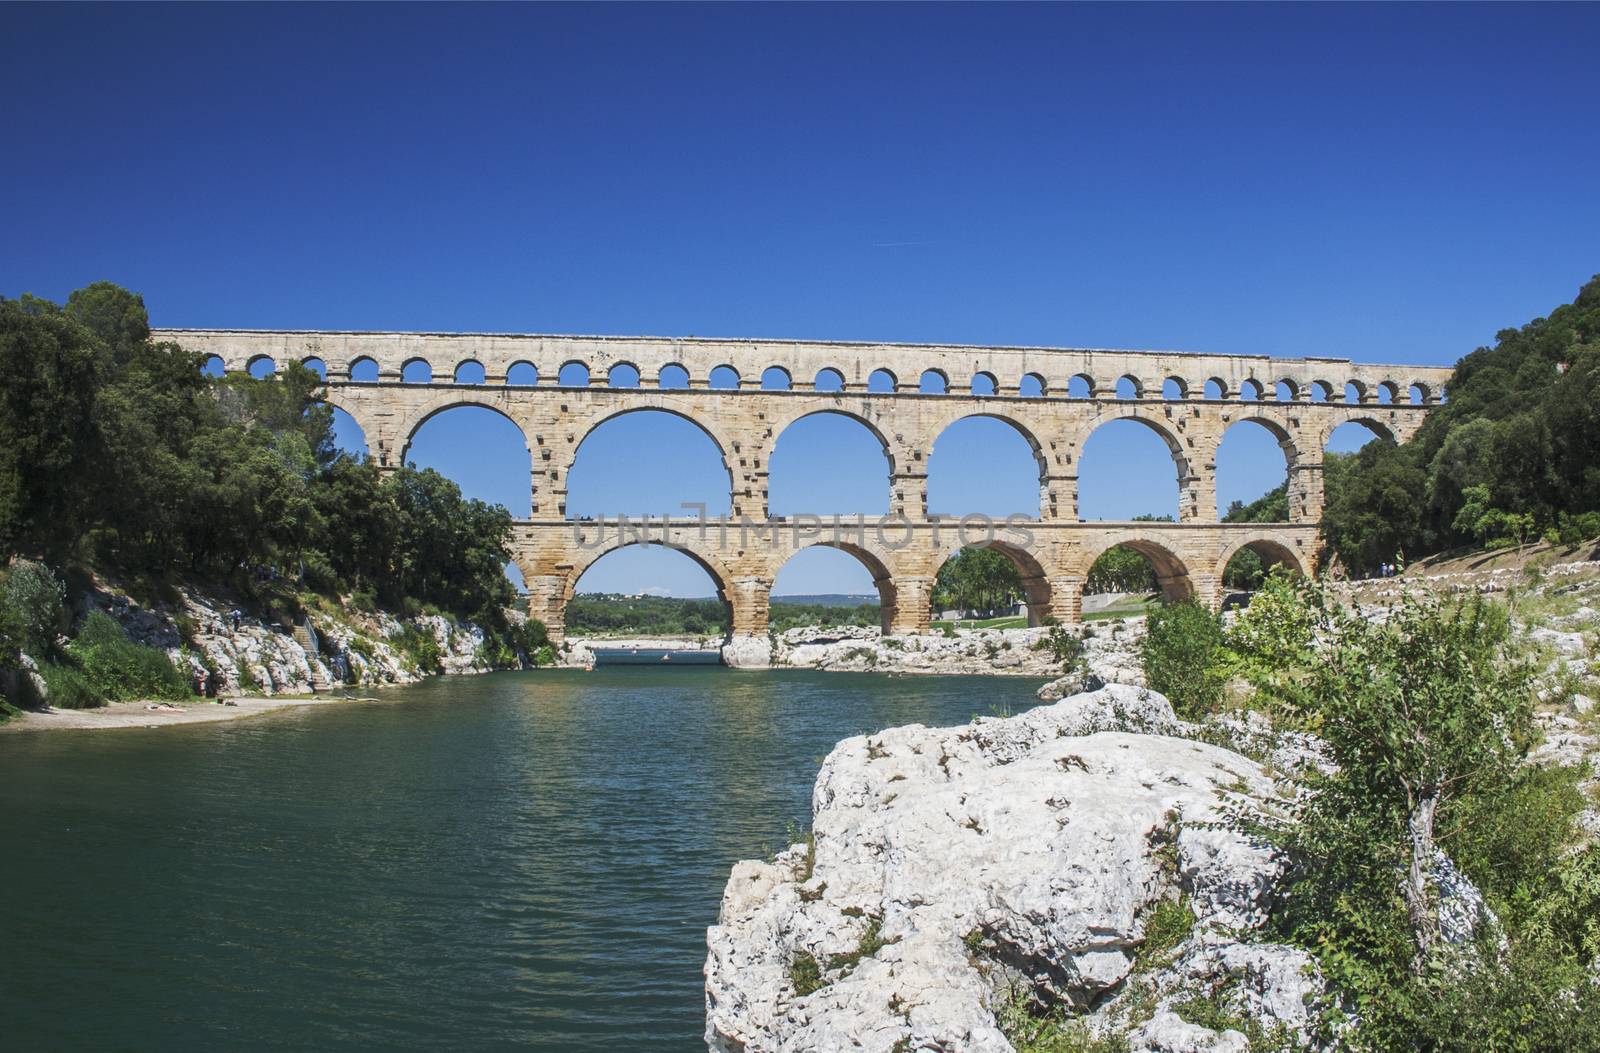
509 519 1319 641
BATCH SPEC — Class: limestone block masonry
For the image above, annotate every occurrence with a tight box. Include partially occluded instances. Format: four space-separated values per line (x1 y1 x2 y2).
157 328 1450 641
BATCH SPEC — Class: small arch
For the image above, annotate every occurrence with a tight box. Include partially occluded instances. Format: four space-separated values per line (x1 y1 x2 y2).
507 361 538 386
867 368 897 394
660 364 691 390
1408 382 1429 405
1162 377 1187 400
1019 372 1046 398
1238 379 1262 401
349 356 379 383
300 357 327 380
453 360 486 385
247 355 276 379
1344 380 1367 403
760 366 792 391
559 361 591 387
1203 378 1227 401
919 369 949 395
1309 381 1333 403
200 354 225 378
971 371 998 396
607 363 641 389
1115 375 1141 400
1375 381 1397 405
709 365 740 390
1067 374 1094 399
814 367 845 393
1275 379 1298 402
402 358 433 384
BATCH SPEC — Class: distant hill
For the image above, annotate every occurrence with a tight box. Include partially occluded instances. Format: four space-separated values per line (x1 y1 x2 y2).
771 593 879 606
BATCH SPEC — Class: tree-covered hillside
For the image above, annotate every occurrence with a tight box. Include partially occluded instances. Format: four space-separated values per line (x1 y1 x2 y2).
0 283 521 628
1322 275 1600 573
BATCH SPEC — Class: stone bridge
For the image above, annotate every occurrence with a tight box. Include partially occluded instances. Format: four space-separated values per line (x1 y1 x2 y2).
156 329 1451 649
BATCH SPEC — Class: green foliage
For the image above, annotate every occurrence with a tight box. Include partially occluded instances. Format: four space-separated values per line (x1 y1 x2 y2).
1140 600 1226 718
1040 624 1085 672
1 283 520 630
1222 569 1320 715
787 952 825 996
1 559 66 654
1133 896 1193 970
1264 589 1600 1049
565 594 733 635
1323 275 1600 571
68 611 192 701
392 623 443 675
933 547 1023 614
38 661 105 709
997 990 1132 1053
1222 484 1289 524
1086 545 1157 595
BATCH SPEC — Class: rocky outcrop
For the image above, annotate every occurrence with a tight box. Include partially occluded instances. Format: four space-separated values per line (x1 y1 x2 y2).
704 687 1333 1053
84 581 502 697
774 620 1146 680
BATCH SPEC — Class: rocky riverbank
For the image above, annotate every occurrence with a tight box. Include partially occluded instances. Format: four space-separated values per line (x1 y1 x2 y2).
703 686 1344 1052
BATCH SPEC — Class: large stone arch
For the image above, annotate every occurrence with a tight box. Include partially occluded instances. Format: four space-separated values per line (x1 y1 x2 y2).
563 402 739 514
1317 414 1397 451
399 394 530 464
1067 411 1200 520
924 410 1054 519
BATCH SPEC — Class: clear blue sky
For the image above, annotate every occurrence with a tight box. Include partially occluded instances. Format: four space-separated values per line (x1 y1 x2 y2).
6 4 1597 596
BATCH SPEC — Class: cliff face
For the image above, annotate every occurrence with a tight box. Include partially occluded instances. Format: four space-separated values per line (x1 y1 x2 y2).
85 580 499 696
704 686 1333 1053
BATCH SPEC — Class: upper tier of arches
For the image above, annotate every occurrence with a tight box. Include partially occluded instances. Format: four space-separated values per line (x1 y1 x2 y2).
164 330 1452 408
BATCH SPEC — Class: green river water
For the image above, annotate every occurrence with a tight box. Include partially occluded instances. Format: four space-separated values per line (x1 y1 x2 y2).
0 667 1046 1051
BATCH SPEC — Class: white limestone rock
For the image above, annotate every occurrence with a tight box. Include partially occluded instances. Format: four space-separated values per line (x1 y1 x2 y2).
722 634 774 670
704 688 1295 1053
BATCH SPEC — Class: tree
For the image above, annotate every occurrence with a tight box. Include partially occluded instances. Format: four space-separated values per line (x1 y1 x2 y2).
1140 600 1226 718
1086 546 1157 594
932 547 1022 614
1305 591 1533 972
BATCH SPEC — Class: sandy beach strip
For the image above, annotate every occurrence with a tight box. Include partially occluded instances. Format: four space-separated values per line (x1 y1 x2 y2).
0 696 335 733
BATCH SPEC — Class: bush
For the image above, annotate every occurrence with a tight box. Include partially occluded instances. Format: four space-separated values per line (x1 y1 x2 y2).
1 560 66 654
393 623 443 674
1140 600 1225 718
69 611 192 701
39 661 105 709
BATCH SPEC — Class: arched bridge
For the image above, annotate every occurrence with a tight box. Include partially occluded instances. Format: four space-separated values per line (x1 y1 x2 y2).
157 328 1450 645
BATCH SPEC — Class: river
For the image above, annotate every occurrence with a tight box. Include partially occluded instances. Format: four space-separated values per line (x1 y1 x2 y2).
0 667 1046 1051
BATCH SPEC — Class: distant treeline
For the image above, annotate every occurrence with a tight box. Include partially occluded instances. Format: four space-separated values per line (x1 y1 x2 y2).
564 593 880 636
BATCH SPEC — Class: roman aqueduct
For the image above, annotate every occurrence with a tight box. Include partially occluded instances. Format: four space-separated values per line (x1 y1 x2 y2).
155 329 1452 644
